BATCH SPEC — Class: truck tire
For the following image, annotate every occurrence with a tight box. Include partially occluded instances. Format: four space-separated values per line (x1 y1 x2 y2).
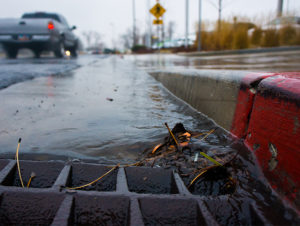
54 41 64 58
33 49 41 58
70 44 78 58
5 47 18 59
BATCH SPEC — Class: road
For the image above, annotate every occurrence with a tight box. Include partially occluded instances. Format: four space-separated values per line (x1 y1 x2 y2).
0 51 299 163
0 55 219 163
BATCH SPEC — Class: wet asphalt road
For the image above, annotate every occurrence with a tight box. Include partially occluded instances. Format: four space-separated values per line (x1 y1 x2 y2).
0 55 216 163
0 51 299 163
131 50 300 72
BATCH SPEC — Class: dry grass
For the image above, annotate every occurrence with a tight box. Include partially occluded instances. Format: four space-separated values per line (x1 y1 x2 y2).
195 16 300 51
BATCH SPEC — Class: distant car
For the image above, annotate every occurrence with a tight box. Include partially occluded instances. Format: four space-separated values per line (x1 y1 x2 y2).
0 12 78 58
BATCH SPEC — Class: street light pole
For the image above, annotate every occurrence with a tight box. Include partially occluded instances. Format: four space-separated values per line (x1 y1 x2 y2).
147 0 152 48
218 0 222 31
197 0 202 51
132 0 136 47
185 0 189 49
277 0 283 17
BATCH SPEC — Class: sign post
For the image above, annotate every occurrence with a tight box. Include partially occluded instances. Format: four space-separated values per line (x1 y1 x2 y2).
149 1 166 50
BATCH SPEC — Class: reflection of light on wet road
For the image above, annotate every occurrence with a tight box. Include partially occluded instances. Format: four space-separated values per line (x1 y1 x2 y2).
46 77 54 97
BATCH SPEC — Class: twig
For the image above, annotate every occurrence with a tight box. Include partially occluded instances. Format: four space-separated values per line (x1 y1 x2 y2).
122 161 143 167
66 164 119 190
26 172 36 188
151 143 165 154
191 132 206 138
188 169 208 188
197 129 215 142
188 165 219 188
16 138 24 188
199 152 223 166
164 123 179 148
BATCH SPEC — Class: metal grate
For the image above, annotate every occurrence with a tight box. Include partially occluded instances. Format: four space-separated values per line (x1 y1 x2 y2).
0 160 294 225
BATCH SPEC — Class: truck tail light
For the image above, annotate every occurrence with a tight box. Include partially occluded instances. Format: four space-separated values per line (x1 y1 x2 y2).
48 22 54 30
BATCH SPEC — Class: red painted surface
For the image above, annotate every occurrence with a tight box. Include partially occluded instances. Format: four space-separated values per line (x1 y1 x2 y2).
230 73 275 138
243 73 300 210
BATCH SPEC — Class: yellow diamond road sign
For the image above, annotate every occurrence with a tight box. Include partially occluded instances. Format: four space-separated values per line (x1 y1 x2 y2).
150 3 166 19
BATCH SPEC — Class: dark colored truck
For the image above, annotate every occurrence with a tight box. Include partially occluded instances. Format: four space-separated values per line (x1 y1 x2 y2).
0 12 78 58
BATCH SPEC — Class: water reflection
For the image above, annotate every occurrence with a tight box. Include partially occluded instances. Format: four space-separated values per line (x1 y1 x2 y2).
130 51 300 72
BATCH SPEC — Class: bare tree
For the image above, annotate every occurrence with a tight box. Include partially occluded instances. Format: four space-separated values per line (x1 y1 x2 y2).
92 32 102 47
120 27 142 49
205 0 237 30
120 28 133 49
82 31 105 51
82 31 104 50
82 31 93 48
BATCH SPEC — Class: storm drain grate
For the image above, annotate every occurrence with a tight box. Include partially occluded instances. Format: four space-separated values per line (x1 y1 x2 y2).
0 159 296 225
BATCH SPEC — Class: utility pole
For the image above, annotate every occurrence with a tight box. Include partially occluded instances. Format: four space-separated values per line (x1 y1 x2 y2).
277 0 283 17
146 0 152 48
197 0 202 51
185 0 189 49
218 0 222 31
132 0 136 47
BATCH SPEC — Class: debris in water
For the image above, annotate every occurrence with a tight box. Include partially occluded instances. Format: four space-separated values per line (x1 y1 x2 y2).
106 97 114 102
136 122 237 196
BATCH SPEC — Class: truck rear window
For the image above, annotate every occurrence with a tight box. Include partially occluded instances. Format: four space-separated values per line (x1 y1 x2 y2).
21 13 60 22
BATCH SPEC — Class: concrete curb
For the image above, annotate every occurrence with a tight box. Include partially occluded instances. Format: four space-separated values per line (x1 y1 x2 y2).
149 69 300 210
150 69 249 131
178 46 300 57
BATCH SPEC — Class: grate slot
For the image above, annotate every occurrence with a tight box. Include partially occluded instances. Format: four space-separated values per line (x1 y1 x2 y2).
72 194 130 225
0 191 65 225
125 167 178 194
67 163 118 192
139 197 206 226
204 197 254 225
1 161 64 188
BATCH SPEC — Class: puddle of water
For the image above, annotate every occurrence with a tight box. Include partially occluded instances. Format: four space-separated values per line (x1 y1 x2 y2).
0 56 217 163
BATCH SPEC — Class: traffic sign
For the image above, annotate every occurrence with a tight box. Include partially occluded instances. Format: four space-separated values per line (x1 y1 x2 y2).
153 19 163 25
150 3 166 19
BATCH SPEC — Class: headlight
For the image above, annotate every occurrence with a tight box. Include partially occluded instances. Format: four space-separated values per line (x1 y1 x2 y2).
0 35 12 40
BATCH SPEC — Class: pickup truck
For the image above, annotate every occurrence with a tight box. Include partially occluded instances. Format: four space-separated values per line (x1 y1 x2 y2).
0 12 78 58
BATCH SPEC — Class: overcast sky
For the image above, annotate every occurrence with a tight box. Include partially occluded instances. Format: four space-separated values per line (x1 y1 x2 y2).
1 0 299 48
